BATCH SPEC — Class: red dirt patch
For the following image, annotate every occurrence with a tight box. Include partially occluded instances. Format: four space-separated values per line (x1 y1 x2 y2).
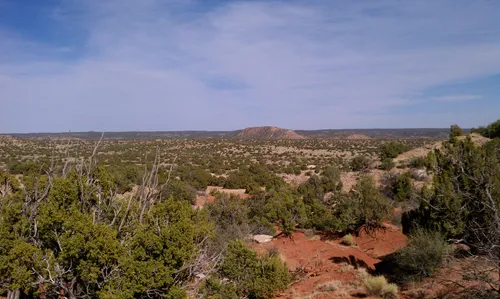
355 223 408 258
193 195 215 209
255 226 408 299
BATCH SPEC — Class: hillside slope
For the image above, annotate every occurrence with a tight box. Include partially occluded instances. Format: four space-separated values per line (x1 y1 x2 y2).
236 126 306 140
394 133 490 164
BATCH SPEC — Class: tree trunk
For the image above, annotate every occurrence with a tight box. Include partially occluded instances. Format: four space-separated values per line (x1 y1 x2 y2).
7 289 20 299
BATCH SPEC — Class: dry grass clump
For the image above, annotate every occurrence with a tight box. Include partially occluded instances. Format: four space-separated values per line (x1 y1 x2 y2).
355 267 369 280
316 280 342 292
337 262 355 273
342 234 355 246
364 276 399 299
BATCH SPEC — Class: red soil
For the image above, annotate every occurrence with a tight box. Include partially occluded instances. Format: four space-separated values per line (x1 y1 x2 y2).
355 223 408 258
253 224 408 299
193 195 215 209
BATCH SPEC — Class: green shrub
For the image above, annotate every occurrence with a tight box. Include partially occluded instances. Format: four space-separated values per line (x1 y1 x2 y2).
264 188 307 236
380 158 395 170
364 276 399 299
471 119 500 139
402 137 500 247
332 175 392 233
409 156 427 169
394 229 450 281
380 142 409 160
389 172 414 202
200 277 238 299
206 193 252 250
175 165 215 189
350 155 371 172
207 240 291 299
6 160 43 175
161 179 197 204
449 124 464 140
224 164 286 192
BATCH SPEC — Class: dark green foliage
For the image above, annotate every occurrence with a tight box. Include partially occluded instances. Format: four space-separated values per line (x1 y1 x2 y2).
175 165 215 189
162 179 196 204
0 166 211 298
449 124 464 140
389 172 414 202
378 142 408 171
299 167 342 199
6 160 43 175
472 119 500 139
203 240 290 299
206 193 253 252
403 137 500 258
207 186 307 242
225 169 256 190
0 171 21 195
409 156 427 169
297 167 342 230
380 158 395 170
200 277 239 299
332 175 392 233
393 229 450 281
380 142 409 160
264 188 307 235
110 164 143 193
350 155 371 171
224 164 286 192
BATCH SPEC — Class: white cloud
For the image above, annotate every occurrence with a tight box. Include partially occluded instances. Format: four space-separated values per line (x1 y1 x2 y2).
1 0 500 132
429 95 482 102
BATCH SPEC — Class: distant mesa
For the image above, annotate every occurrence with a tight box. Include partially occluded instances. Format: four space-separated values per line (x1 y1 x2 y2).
345 133 371 140
236 126 306 140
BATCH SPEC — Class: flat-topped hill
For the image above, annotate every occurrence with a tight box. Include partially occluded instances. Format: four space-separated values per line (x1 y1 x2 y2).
236 126 306 140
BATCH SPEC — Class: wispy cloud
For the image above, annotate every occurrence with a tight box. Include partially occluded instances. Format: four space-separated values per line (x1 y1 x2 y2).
430 95 482 102
1 0 499 132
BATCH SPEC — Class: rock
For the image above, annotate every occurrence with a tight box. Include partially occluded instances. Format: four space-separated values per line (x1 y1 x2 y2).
452 243 471 255
252 234 274 244
195 273 206 280
411 169 429 181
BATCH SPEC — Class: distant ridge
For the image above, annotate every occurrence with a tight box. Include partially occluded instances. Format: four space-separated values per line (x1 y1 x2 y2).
236 126 306 140
8 128 454 140
345 133 371 140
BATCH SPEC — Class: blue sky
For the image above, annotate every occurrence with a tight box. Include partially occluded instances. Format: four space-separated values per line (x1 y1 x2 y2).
1 0 500 133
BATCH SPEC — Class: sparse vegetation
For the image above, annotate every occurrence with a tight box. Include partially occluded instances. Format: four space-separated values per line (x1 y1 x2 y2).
342 234 355 246
394 229 450 281
380 141 410 160
202 240 291 299
408 156 427 169
0 125 497 298
364 276 399 299
350 155 372 171
472 119 500 139
316 280 342 292
449 124 464 139
402 133 500 295
388 172 414 202
380 158 395 170
332 175 392 233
